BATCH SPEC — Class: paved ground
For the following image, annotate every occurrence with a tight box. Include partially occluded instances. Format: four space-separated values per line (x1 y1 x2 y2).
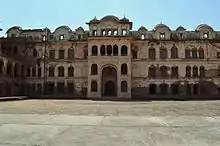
0 100 220 146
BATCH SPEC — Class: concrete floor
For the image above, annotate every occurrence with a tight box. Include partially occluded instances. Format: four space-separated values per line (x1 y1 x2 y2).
0 100 220 146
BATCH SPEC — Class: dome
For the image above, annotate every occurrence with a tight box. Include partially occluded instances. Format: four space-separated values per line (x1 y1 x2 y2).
90 16 99 23
100 15 119 22
120 16 129 22
43 27 51 32
55 25 71 32
196 24 213 31
6 26 22 33
154 23 170 31
76 26 84 31
176 26 186 31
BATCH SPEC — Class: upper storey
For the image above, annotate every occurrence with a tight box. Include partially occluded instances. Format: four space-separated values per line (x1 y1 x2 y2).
5 15 220 41
86 15 132 37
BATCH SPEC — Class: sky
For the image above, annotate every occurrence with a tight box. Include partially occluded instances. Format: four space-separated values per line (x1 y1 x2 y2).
0 0 219 36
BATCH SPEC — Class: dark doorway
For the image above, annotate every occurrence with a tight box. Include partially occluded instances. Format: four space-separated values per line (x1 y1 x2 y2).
193 84 198 95
149 84 157 95
104 81 116 96
102 66 117 97
171 84 179 95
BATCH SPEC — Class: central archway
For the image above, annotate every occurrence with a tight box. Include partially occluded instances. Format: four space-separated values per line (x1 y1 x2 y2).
102 66 117 97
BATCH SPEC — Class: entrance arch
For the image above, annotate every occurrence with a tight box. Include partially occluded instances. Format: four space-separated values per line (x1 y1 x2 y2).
102 66 117 97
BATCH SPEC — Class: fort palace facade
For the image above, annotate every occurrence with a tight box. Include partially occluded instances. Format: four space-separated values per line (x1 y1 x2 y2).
1 15 220 99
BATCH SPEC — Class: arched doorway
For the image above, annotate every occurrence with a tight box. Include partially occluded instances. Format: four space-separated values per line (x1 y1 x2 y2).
102 66 117 97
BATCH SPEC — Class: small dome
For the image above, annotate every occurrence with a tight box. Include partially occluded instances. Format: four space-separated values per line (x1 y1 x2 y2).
43 27 51 32
154 23 170 31
120 16 129 22
90 16 99 23
176 26 186 31
55 25 71 32
196 24 213 31
76 26 84 31
138 26 147 31
100 15 119 22
6 26 22 33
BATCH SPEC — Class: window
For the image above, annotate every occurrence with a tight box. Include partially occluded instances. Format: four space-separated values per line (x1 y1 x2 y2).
21 65 25 77
67 82 74 93
185 66 191 77
159 84 168 94
58 66 65 77
91 45 98 56
91 81 98 92
91 64 98 75
27 68 31 77
171 45 178 58
121 64 128 75
185 48 191 59
199 66 205 78
204 33 208 39
121 81 128 92
192 66 198 77
217 52 220 58
160 32 165 39
59 35 64 40
59 50 65 59
100 45 105 56
92 30 97 36
68 66 74 77
148 66 156 78
49 66 55 77
101 30 106 36
68 48 74 59
179 33 183 39
192 48 197 59
141 34 145 40
121 45 128 56
107 45 112 56
171 66 179 78
149 48 156 60
107 30 111 36
113 45 118 56
0 60 3 75
33 49 38 57
113 30 118 36
132 49 138 59
199 47 204 59
6 62 12 76
160 47 167 59
32 67 36 77
49 50 55 59
57 82 65 93
122 29 127 36
160 66 168 78
14 63 19 77
38 67 41 77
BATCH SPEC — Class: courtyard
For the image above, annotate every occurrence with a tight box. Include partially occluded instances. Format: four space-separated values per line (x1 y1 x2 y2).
0 99 220 146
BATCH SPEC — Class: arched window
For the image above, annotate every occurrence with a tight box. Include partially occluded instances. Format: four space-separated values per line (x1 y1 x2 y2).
159 84 168 94
32 66 36 77
113 30 118 36
121 45 128 56
185 66 191 77
91 81 98 92
101 30 106 36
100 45 105 56
160 47 167 59
113 45 118 56
199 66 205 77
92 30 97 36
68 66 74 77
27 68 31 77
0 60 4 75
148 65 156 78
33 49 38 57
21 65 25 77
107 45 112 56
199 47 204 59
192 48 197 59
6 62 12 76
38 66 41 77
185 48 191 59
14 63 19 77
149 48 156 60
171 45 178 58
68 48 74 59
121 64 128 75
49 66 55 77
91 64 98 75
122 29 127 36
192 66 198 77
141 34 145 40
121 81 128 92
160 66 168 77
58 66 65 77
107 30 111 36
171 66 179 78
91 45 98 56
